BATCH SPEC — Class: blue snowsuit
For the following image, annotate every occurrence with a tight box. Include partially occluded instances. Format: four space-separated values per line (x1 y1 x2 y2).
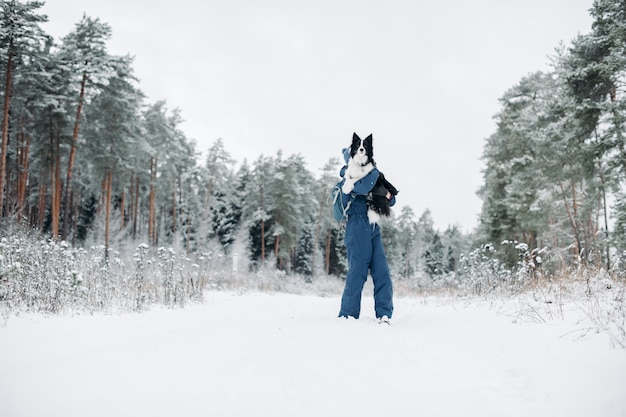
338 148 395 319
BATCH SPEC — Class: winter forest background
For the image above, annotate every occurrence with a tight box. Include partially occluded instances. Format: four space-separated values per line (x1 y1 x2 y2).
0 0 625 341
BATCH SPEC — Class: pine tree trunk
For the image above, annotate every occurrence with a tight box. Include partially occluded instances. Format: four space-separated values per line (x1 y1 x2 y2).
204 178 213 247
291 226 297 273
148 166 154 244
559 180 582 263
72 174 79 244
570 179 584 262
261 217 266 265
325 233 331 275
48 114 56 235
97 175 106 216
148 157 157 245
587 210 597 265
130 174 136 237
599 168 610 270
171 190 176 234
312 194 326 276
0 43 14 218
259 181 265 265
120 188 125 230
62 72 87 239
37 183 47 230
104 171 112 258
133 174 139 239
405 240 410 277
16 130 30 217
11 130 22 216
186 206 191 253
50 124 61 238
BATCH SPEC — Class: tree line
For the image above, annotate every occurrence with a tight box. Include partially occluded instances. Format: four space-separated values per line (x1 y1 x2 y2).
0 1 466 280
477 0 626 273
4 0 623 282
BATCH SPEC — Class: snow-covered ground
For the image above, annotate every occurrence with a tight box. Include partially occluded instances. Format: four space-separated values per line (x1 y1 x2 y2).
1 291 625 417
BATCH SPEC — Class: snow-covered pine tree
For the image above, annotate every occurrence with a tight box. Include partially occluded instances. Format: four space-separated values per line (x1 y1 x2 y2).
57 15 118 240
0 0 48 219
80 58 143 252
393 206 418 278
295 223 314 279
312 157 341 276
203 138 235 248
243 155 274 268
423 232 453 279
266 152 316 271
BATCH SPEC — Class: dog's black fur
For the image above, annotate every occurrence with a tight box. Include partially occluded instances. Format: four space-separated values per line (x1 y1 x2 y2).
368 172 399 217
348 133 398 218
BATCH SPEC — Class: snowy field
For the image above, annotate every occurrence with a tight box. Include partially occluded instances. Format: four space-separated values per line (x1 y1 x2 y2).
1 291 626 417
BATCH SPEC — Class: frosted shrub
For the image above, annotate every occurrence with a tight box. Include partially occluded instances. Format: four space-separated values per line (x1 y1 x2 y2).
458 244 513 296
609 251 626 275
567 266 626 347
133 243 150 311
455 241 552 297
156 246 193 307
0 228 211 318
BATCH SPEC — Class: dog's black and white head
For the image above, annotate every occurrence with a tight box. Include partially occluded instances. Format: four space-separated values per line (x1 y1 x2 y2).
350 133 374 167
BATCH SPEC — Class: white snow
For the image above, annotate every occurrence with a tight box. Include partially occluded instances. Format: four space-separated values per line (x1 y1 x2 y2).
1 291 626 417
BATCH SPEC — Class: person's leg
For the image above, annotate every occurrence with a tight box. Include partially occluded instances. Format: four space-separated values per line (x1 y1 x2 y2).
339 219 372 319
370 225 393 319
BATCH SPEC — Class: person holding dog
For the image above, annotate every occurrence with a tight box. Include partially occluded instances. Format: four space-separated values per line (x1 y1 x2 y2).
337 133 397 324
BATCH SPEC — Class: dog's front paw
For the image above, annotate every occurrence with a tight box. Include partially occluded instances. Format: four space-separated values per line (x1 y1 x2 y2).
342 180 355 194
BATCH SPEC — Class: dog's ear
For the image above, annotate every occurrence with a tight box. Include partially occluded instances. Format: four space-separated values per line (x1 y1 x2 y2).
352 132 361 143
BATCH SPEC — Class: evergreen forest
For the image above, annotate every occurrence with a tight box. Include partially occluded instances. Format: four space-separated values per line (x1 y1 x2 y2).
1 0 626 297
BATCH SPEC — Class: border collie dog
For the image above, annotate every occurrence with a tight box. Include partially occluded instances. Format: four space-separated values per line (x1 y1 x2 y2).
342 133 398 223
342 133 375 194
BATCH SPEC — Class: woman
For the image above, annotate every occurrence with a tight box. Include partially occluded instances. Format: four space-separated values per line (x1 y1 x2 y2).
337 143 396 323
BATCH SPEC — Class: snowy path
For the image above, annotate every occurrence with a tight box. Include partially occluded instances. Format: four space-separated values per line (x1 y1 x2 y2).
1 292 625 417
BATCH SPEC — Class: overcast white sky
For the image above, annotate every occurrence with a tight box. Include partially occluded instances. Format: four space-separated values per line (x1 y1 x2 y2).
40 0 594 233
